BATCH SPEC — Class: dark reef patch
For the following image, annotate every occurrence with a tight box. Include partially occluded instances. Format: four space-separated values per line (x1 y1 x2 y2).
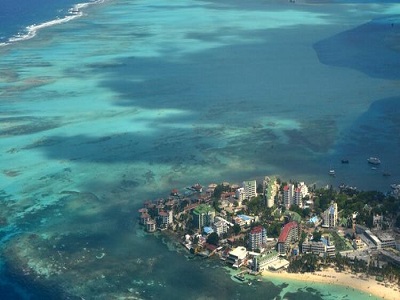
0 116 63 137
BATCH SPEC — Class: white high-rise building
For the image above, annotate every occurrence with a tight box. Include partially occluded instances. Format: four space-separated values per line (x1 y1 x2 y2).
235 187 246 202
243 180 257 200
298 182 309 197
323 202 338 228
283 184 294 209
213 220 228 237
294 182 309 208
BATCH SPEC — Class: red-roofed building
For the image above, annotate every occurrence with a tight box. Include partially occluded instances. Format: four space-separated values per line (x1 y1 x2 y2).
277 221 299 255
248 225 267 251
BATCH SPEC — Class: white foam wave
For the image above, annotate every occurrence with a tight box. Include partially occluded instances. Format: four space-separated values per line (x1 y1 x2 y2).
0 0 106 47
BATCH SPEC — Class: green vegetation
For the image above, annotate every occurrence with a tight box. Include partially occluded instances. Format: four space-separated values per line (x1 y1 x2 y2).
330 231 352 252
313 188 400 228
289 204 310 219
312 229 322 242
287 253 319 273
285 210 302 223
246 195 265 215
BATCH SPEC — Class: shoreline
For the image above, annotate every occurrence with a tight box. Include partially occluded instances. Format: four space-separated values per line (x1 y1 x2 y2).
262 268 400 300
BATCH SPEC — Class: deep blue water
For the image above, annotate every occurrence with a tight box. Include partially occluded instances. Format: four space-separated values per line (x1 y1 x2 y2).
0 0 85 43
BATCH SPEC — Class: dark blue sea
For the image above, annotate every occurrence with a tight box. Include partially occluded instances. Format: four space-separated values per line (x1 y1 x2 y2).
0 0 86 43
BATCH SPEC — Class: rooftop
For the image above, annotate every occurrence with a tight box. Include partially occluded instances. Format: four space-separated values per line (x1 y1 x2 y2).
278 221 298 243
250 225 265 234
193 204 214 215
204 227 214 234
229 246 248 259
258 250 278 262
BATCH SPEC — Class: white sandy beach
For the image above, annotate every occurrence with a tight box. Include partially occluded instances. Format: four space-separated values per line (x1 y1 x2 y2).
262 268 400 300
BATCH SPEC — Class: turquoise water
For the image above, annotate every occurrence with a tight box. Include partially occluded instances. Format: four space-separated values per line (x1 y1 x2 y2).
0 0 399 298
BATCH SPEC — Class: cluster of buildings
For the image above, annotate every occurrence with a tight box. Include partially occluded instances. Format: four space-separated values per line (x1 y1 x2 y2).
137 177 400 274
283 182 309 209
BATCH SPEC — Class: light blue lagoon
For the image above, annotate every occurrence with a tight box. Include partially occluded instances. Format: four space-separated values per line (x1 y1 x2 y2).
0 0 399 299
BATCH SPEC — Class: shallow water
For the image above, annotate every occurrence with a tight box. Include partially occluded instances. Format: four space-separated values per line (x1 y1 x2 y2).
0 0 399 298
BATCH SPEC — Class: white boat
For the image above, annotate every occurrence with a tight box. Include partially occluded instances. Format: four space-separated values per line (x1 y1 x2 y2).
367 157 381 165
329 169 335 176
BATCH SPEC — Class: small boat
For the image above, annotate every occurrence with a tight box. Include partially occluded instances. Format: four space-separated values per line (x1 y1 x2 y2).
341 159 349 164
383 172 391 177
329 169 335 176
367 157 381 165
234 274 246 282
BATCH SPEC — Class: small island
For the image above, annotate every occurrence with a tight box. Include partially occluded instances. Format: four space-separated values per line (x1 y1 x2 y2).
138 177 400 299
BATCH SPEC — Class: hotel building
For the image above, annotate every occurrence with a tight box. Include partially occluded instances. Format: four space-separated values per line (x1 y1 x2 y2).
283 184 294 209
192 204 215 230
213 220 228 237
322 202 338 228
302 236 336 257
277 221 299 255
235 187 246 202
251 250 279 272
248 225 267 251
243 180 257 200
226 246 248 268
158 210 173 228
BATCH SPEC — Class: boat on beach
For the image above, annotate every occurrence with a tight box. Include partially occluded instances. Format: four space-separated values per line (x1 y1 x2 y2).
367 157 381 165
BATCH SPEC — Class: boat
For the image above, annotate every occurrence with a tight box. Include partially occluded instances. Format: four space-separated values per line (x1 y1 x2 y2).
341 159 349 164
234 274 246 282
367 157 381 165
383 172 391 177
329 169 335 176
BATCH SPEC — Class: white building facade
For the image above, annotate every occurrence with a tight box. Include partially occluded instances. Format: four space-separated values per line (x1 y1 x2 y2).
243 180 257 200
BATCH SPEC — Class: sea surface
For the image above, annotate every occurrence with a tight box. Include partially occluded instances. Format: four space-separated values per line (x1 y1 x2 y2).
0 0 399 299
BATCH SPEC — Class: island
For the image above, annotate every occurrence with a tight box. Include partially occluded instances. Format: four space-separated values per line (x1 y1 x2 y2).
138 177 400 300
